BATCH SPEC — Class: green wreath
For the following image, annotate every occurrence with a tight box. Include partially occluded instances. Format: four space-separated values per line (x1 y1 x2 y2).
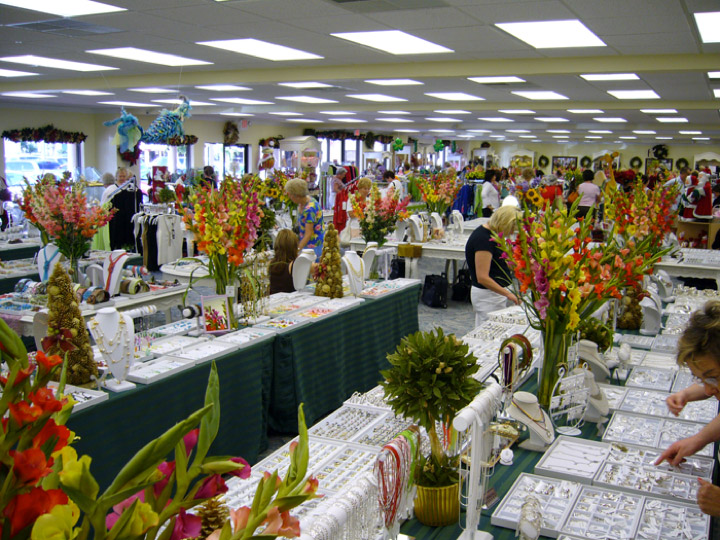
676 157 689 170
538 155 549 168
629 156 643 169
580 156 592 168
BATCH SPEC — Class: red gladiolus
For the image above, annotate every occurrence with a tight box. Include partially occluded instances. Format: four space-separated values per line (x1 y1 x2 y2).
153 461 176 497
195 474 227 499
11 365 35 387
183 428 199 456
3 487 67 537
32 419 71 453
30 387 63 413
8 401 43 425
35 351 63 372
10 448 49 484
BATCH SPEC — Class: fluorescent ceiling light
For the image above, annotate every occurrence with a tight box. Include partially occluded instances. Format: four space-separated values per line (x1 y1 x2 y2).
378 110 410 114
512 90 568 100
395 129 419 133
0 55 116 72
0 68 38 77
495 20 605 48
219 112 254 117
278 81 332 89
196 84 251 92
641 108 677 113
287 118 323 123
457 134 475 138
498 109 535 114
478 117 512 122
608 89 660 99
88 47 210 66
430 129 454 133
679 130 702 135
426 117 461 122
585 135 602 139
552 135 569 138
709 71 720 79
99 101 154 107
467 129 491 133
506 129 530 133
365 79 423 86
535 117 568 122
152 99 214 106
198 39 322 61
331 118 366 123
589 130 612 133
0 0 125 17
619 136 637 140
714 89 720 98
656 136 673 140
519 135 536 138
2 92 54 98
633 130 656 134
425 92 484 101
580 73 638 81
547 129 570 133
347 94 406 102
593 117 627 122
468 76 525 84
490 135 505 138
277 95 338 104
656 117 688 123
568 109 603 114
210 97 273 105
376 118 413 123
319 111 355 115
694 11 720 43
693 137 711 140
62 89 113 96
268 112 302 116
434 110 471 114
331 30 452 55
128 87 173 94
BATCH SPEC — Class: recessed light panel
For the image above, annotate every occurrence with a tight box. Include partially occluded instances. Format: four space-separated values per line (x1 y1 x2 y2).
519 135 536 138
62 89 113 96
708 71 720 79
593 117 627 122
512 90 568 100
694 11 720 43
430 129 454 133
535 117 569 122
641 108 677 114
498 109 535 114
269 112 302 116
331 118 366 122
0 68 38 77
619 136 637 139
395 129 419 133
377 110 411 115
434 110 471 114
153 99 214 106
507 129 530 133
656 117 688 123
633 130 656 134
580 73 639 81
468 76 525 84
0 0 124 17
552 135 569 138
277 96 338 104
693 137 711 140
589 130 612 133
278 82 332 88
426 92 484 101
426 117 461 122
99 101 154 107
679 131 702 135
0 55 116 72
607 89 660 99
714 89 720 98
656 136 673 140
347 94 407 102
478 117 512 122
331 30 453 55
567 109 604 113
210 97 273 105
219 112 253 117
467 129 492 133
128 87 173 94
287 118 323 123
585 135 603 139
197 39 322 61
547 129 570 133
2 92 54 98
88 47 210 66
495 20 606 48
319 111 356 115
376 118 413 123
196 84 251 92
365 79 423 86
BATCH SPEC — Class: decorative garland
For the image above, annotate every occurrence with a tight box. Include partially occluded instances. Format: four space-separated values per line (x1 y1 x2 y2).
119 144 141 166
629 156 643 169
259 135 284 148
652 144 669 159
676 157 689 170
303 129 394 146
538 155 549 168
580 156 591 168
2 124 87 143
166 135 197 146
223 121 239 146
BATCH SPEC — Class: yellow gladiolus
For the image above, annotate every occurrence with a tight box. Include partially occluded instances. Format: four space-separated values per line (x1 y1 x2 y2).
58 447 98 500
31 502 79 540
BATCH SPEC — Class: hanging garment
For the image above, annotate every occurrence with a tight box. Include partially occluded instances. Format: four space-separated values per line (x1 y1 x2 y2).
109 187 143 250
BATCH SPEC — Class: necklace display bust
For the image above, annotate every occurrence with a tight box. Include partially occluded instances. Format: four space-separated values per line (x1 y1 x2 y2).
509 391 555 451
89 307 135 392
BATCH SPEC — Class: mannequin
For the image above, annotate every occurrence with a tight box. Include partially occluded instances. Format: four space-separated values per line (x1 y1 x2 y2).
291 249 316 291
408 215 423 243
362 242 377 280
577 339 611 383
103 250 129 296
37 243 62 281
582 368 610 424
508 391 554 451
89 307 135 391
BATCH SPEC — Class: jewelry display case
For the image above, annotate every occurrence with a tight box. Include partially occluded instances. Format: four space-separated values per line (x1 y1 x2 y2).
617 388 718 423
640 351 679 370
558 486 643 539
635 498 710 540
625 366 676 392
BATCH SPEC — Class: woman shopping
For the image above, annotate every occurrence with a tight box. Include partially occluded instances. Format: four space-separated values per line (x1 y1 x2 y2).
285 178 324 260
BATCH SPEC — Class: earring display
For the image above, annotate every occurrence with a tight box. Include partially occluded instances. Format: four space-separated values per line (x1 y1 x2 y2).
640 352 679 370
255 316 310 333
144 319 197 337
558 486 642 539
602 411 714 457
309 405 386 441
671 369 695 394
295 305 337 320
618 334 655 350
169 340 239 364
491 473 581 537
606 443 714 478
662 312 691 335
636 499 710 540
344 385 390 409
216 327 277 348
625 366 676 392
617 388 718 424
126 356 195 384
265 295 324 317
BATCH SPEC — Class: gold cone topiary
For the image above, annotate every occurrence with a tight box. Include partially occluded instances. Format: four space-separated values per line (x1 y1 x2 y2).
197 496 229 539
46 263 97 385
314 223 343 299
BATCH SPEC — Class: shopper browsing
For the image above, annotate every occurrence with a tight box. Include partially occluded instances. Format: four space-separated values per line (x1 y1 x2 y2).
269 229 298 295
481 169 501 217
285 178 325 261
576 169 601 220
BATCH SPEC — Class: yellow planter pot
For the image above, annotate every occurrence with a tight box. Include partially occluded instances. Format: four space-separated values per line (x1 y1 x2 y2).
414 483 459 527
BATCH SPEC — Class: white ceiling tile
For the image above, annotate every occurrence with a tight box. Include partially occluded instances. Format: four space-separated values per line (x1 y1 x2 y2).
458 1 576 23
366 7 480 29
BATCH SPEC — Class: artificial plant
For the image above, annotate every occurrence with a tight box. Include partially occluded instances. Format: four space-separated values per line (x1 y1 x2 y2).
313 224 343 299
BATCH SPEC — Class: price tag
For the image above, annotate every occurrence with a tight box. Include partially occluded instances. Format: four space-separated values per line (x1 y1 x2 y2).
226 285 236 298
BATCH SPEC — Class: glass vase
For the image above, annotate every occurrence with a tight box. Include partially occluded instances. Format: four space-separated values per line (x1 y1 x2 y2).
537 320 570 410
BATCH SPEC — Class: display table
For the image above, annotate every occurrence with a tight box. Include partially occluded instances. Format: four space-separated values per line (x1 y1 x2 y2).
67 338 273 491
655 258 720 289
269 284 420 433
0 241 42 261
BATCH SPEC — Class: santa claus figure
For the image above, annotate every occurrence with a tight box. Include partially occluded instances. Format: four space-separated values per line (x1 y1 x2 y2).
693 173 713 220
681 175 699 219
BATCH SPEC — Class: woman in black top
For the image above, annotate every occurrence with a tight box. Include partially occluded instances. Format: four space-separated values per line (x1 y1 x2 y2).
269 229 298 295
465 205 521 326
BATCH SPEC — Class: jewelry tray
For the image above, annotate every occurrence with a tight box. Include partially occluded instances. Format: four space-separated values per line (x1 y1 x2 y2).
671 369 695 394
216 326 277 348
48 381 108 413
491 472 582 538
558 485 643 539
167 340 239 364
254 315 311 333
639 352 678 370
264 295 324 317
126 356 195 384
614 387 718 424
141 335 208 358
650 334 679 355
148 319 197 337
597 384 627 410
618 334 655 350
625 366 676 392
635 498 710 540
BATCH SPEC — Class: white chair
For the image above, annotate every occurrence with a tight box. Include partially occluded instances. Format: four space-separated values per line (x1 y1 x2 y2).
291 249 316 291
85 264 104 288
362 242 377 279
342 252 365 296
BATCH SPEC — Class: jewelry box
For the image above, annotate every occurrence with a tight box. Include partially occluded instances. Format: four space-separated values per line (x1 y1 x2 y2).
143 335 208 358
309 405 387 442
491 473 581 537
294 305 339 320
650 335 680 356
594 462 700 503
311 443 378 493
265 295 324 317
625 366 676 392
596 384 627 410
168 340 239 364
126 356 195 384
344 385 390 409
535 436 610 484
603 347 646 367
216 327 276 348
487 305 529 325
605 440 714 479
252 437 344 478
671 369 695 394
48 381 108 413
465 321 529 343
558 486 643 539
640 352 679 370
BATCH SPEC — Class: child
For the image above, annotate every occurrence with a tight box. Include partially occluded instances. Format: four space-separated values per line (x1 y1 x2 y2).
269 229 298 295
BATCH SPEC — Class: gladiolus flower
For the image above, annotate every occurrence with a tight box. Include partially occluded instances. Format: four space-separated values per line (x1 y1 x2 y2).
263 507 300 537
195 474 227 499
4 488 68 537
11 365 35 387
36 351 63 373
31 387 63 413
228 456 251 479
11 448 50 484
183 428 199 455
31 502 79 540
169 508 201 540
230 506 251 531
33 419 71 453
9 401 43 425
153 461 176 497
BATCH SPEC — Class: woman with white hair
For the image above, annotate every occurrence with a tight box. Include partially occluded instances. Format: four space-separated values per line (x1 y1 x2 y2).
285 178 325 260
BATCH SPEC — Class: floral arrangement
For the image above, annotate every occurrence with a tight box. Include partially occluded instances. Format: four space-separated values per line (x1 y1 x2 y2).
2 125 87 143
20 176 115 262
465 167 484 181
259 170 291 211
350 185 410 247
413 171 462 215
166 135 198 146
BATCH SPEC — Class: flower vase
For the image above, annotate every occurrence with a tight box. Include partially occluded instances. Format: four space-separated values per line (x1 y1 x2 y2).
537 322 571 410
69 257 83 285
213 270 238 330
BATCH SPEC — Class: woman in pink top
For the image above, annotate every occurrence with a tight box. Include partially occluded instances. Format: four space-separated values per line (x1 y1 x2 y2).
576 169 601 221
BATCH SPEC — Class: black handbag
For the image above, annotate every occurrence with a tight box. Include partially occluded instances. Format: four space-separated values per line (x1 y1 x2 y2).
389 257 405 280
421 273 448 309
451 265 472 303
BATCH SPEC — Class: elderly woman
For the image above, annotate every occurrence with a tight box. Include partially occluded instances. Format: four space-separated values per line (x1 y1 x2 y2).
656 300 720 517
465 205 521 326
285 178 324 260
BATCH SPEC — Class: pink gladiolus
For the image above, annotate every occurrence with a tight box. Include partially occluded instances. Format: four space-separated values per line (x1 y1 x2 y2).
169 509 201 540
154 461 176 497
229 457 251 479
206 531 222 540
263 507 301 537
300 476 320 496
183 428 199 455
195 474 227 499
230 506 251 531
106 492 144 530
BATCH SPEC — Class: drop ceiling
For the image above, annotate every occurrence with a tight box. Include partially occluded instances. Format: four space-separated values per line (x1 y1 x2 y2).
0 0 719 145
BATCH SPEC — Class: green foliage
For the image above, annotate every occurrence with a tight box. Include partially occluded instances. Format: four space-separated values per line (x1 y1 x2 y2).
578 317 613 353
156 187 177 203
415 453 460 488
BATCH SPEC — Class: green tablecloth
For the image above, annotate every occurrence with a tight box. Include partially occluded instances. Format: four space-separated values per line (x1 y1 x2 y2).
269 285 421 433
67 339 273 491
0 273 40 294
0 244 40 261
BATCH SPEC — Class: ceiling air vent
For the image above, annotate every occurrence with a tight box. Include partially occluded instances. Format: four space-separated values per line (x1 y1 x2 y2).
6 19 122 37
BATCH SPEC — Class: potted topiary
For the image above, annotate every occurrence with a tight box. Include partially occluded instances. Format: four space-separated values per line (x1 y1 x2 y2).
380 328 482 526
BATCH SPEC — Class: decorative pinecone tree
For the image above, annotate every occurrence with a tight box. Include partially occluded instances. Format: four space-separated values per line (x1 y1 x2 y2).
45 264 97 385
197 496 229 539
314 223 343 299
617 287 643 330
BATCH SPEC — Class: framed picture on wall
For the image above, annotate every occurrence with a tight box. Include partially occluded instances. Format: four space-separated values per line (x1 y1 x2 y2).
551 156 578 171
645 158 673 176
201 295 231 334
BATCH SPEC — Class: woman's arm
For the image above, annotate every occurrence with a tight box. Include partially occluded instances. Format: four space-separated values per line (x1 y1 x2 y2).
474 251 519 304
666 383 710 415
656 413 720 466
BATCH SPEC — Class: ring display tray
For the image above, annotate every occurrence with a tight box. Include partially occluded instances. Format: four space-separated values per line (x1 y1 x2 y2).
294 304 340 320
252 437 345 478
168 340 239 364
464 321 529 342
625 366 676 392
617 388 718 424
311 443 378 494
640 352 679 370
487 305 529 325
216 327 276 348
351 413 414 448
126 356 195 384
603 347 646 367
618 334 655 350
142 335 208 358
491 473 582 538
593 462 700 503
558 486 643 540
662 313 691 335
149 319 197 337
602 411 714 457
265 295 324 318
343 385 390 409
308 404 387 442
48 381 108 413
671 369 695 394
635 498 710 540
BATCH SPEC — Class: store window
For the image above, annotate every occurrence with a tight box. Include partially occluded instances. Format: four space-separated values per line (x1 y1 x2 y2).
344 139 359 166
3 140 81 195
139 143 192 185
203 143 249 178
328 139 342 164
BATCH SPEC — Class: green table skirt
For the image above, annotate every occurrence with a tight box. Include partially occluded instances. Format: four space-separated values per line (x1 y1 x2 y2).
67 339 273 491
269 285 421 433
0 244 40 261
0 273 40 294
